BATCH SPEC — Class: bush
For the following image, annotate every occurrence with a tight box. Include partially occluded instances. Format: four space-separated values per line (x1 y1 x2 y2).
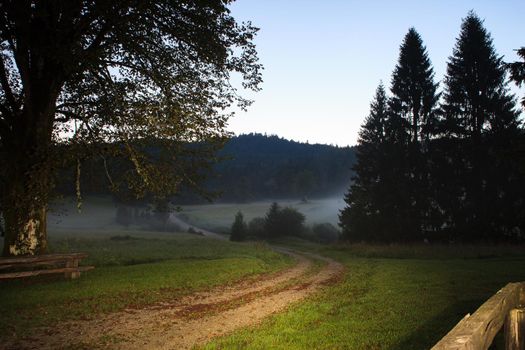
312 223 340 243
248 217 266 239
264 202 305 239
278 207 306 237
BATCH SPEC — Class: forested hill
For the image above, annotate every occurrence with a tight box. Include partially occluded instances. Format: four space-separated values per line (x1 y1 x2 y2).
56 134 356 203
202 134 356 202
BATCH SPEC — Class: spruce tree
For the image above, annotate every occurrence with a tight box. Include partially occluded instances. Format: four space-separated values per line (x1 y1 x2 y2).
389 28 439 240
508 47 525 108
442 13 519 140
390 28 439 145
441 12 522 241
340 84 391 242
230 211 247 242
507 47 525 206
264 202 281 239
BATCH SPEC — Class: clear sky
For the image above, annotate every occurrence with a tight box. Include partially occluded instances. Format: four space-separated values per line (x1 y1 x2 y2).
227 0 525 146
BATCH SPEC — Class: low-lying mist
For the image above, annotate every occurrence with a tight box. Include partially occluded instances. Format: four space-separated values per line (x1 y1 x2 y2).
47 195 347 235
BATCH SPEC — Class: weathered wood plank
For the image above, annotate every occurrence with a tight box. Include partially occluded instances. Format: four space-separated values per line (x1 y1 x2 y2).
0 259 65 270
65 259 80 279
0 253 88 265
506 308 525 350
432 282 525 350
0 266 94 280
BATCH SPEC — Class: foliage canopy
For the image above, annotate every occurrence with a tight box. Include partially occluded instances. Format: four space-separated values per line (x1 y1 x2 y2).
0 0 262 255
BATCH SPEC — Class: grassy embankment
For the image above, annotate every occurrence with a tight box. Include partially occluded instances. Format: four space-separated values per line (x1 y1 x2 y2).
202 239 525 350
0 230 292 340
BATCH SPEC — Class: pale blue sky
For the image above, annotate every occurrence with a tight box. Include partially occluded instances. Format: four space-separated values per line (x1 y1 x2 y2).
227 0 525 146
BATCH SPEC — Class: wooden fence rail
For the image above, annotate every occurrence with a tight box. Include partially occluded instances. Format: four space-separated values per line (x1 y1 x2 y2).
432 282 525 350
0 253 94 280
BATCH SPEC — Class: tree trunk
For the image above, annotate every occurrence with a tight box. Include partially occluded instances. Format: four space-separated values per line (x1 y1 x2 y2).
0 4 70 256
1 88 58 256
3 204 47 256
2 143 52 256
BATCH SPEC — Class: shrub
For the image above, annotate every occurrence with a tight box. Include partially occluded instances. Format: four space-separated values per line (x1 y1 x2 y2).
248 217 266 239
264 202 305 239
278 207 306 237
312 223 340 243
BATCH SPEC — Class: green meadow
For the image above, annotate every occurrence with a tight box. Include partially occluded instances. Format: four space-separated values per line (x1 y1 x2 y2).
1 197 524 349
202 240 525 350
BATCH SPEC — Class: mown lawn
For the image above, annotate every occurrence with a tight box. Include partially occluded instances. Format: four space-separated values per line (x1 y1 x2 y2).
0 231 292 340
202 241 525 350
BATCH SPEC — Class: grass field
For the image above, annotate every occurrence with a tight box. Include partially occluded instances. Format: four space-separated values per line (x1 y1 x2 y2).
202 240 525 350
2 197 525 349
0 230 292 340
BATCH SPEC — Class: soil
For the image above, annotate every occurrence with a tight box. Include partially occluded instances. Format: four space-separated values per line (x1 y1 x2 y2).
3 228 344 350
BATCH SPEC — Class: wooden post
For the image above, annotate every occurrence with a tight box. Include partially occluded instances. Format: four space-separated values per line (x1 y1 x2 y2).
506 308 525 350
432 282 524 350
65 258 80 279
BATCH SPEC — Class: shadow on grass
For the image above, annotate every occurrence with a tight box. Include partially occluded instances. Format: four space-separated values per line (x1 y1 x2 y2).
389 299 501 350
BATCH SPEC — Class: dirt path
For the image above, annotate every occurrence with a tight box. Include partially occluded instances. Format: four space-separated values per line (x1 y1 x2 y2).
4 231 344 350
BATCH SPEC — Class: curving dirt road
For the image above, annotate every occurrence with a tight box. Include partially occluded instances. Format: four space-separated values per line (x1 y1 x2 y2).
3 222 344 350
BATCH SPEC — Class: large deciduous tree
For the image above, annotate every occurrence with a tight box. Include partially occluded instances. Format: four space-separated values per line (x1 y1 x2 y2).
0 1 262 256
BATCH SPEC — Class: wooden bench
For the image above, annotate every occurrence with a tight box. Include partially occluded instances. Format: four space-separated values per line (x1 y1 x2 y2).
0 253 94 280
432 282 525 350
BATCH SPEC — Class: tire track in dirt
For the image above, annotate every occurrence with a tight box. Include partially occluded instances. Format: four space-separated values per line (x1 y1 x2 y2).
3 233 344 350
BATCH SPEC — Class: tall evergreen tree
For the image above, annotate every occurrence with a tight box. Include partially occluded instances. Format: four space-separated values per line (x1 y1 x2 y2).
230 211 247 242
340 84 391 242
390 28 439 145
442 13 519 140
440 12 522 241
389 28 439 239
507 47 525 108
264 202 281 239
506 47 525 200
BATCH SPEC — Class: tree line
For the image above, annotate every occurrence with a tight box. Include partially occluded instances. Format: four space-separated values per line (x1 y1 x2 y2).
204 134 356 202
229 203 340 244
55 134 357 203
340 12 525 243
